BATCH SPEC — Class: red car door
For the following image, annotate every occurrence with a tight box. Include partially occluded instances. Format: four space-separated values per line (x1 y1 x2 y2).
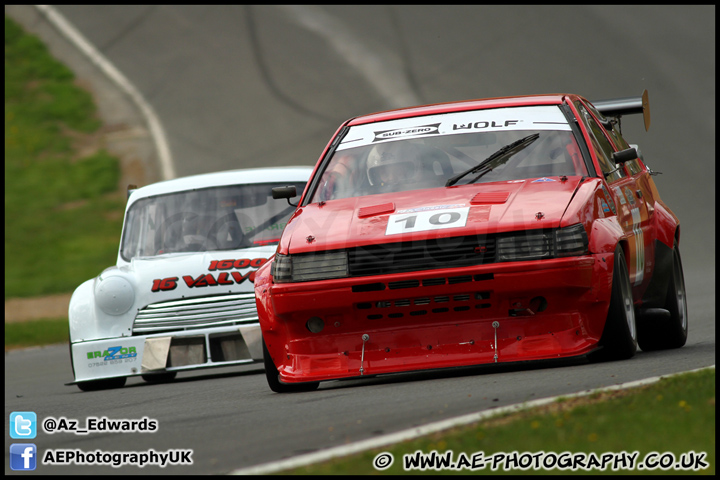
574 100 652 295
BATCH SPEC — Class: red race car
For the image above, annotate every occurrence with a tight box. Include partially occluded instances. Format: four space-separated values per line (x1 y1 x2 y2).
256 91 687 392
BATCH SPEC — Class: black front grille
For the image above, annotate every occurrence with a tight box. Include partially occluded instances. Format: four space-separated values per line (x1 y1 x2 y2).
348 235 496 277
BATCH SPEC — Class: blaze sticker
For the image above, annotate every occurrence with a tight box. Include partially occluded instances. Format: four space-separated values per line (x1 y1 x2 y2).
151 258 268 292
386 207 470 235
532 177 556 183
87 346 137 361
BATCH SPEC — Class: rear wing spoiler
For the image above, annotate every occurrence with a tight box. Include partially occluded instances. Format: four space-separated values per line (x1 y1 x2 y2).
592 89 650 133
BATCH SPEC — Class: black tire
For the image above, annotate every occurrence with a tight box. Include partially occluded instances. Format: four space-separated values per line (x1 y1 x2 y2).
141 372 178 384
77 377 127 392
263 339 319 393
589 247 637 362
638 243 688 350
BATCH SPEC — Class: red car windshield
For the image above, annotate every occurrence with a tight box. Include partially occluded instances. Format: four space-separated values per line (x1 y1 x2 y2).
310 106 587 202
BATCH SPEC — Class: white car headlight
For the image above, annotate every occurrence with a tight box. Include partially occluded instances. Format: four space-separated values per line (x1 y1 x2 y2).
94 276 135 315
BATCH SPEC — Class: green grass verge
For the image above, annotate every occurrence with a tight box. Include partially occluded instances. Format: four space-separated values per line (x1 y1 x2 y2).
5 15 125 298
5 318 69 350
283 368 715 475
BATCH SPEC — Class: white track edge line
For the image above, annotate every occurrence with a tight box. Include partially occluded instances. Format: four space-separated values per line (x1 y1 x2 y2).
35 5 176 180
230 365 715 475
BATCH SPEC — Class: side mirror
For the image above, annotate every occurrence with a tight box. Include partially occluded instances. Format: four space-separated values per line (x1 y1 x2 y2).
272 186 298 207
612 147 638 165
629 144 644 161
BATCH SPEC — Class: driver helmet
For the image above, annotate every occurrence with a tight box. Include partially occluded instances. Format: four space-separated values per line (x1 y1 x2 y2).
366 141 422 187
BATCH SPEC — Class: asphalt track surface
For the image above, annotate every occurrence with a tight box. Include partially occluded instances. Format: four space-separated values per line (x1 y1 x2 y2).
5 5 715 475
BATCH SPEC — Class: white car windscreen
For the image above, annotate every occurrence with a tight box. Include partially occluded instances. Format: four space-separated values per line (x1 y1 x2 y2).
121 183 305 260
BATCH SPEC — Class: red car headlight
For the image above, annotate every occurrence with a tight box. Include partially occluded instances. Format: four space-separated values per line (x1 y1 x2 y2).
554 224 589 257
497 224 588 262
272 251 348 283
497 231 553 262
271 253 293 283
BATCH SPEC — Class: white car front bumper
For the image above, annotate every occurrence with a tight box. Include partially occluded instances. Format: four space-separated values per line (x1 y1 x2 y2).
69 324 262 383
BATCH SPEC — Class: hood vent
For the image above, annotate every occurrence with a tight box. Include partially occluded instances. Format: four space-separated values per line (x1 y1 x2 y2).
358 202 395 218
470 192 509 204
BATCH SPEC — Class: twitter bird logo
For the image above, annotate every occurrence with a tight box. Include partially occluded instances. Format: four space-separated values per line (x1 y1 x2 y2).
10 412 37 439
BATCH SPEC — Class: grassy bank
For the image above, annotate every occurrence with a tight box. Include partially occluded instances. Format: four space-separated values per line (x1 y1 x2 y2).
4 318 69 350
5 15 125 299
283 367 715 475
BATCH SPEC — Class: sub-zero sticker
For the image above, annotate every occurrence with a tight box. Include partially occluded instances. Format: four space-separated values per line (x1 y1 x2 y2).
386 207 470 235
373 123 440 142
532 177 556 183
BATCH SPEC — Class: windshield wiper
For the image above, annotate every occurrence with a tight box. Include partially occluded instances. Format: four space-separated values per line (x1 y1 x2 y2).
445 133 540 187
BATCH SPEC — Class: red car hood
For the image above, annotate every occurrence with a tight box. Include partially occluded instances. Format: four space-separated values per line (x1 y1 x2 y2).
282 177 583 254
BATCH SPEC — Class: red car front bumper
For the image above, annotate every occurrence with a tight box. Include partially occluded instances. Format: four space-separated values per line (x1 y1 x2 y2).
258 253 614 383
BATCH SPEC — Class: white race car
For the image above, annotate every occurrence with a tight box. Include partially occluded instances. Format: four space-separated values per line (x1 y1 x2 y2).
68 167 312 391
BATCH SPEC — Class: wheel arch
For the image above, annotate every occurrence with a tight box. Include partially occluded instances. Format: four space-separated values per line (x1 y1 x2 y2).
640 224 680 308
588 216 628 256
653 200 681 250
68 279 100 343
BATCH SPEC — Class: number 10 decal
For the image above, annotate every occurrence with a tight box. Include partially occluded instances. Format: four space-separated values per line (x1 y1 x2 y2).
385 207 470 235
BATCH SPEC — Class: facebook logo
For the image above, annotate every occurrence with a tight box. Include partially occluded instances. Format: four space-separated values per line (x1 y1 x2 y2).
10 444 37 471
10 411 37 439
